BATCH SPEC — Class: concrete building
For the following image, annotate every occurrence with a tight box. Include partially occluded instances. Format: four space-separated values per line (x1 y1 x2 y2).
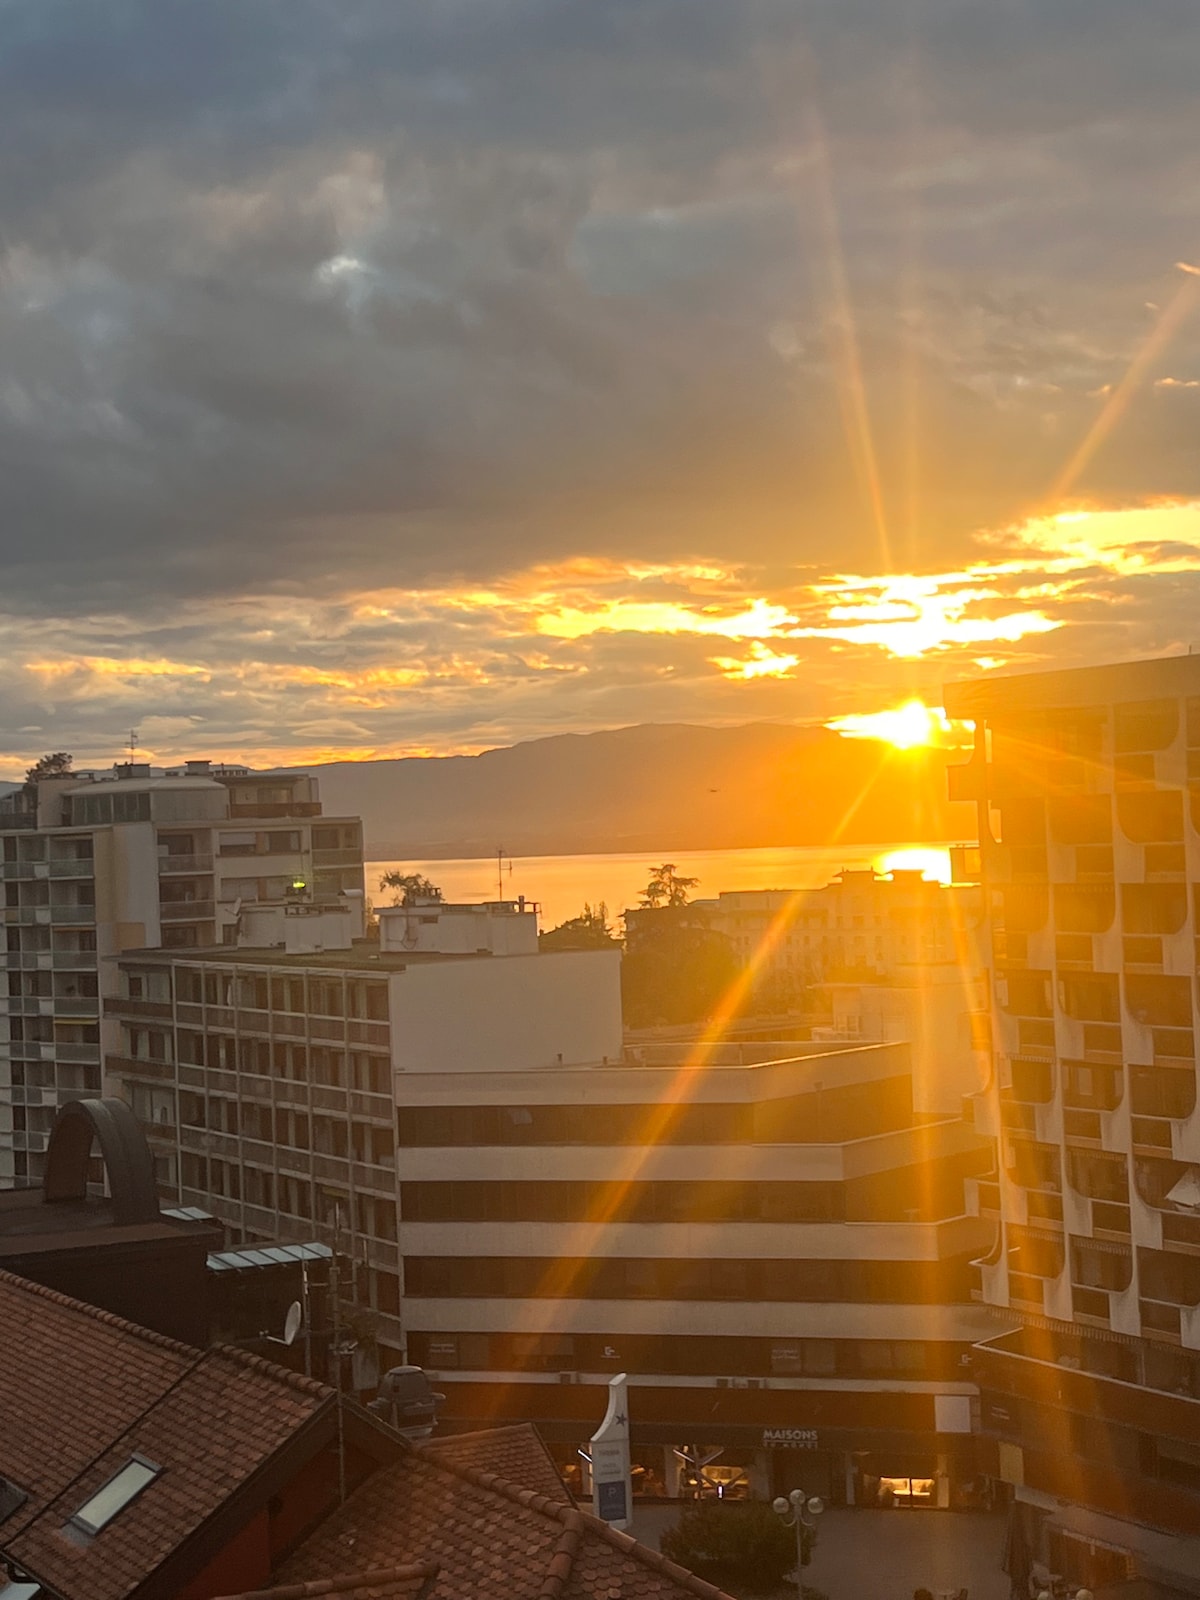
816 967 992 1115
108 900 622 1361
945 654 1200 1595
108 901 996 1510
0 760 364 1184
690 871 984 1005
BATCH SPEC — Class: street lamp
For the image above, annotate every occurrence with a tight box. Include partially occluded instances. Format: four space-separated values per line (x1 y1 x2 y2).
773 1487 824 1582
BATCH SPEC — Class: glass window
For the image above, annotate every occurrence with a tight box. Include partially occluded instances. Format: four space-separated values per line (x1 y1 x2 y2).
71 1457 161 1535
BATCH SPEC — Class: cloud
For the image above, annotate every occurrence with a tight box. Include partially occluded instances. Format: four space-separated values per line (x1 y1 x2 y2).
1 1 1200 764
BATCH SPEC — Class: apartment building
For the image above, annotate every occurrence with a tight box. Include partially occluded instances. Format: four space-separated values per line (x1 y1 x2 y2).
108 900 623 1362
0 759 363 1184
689 871 984 1002
109 899 995 1510
944 654 1200 1594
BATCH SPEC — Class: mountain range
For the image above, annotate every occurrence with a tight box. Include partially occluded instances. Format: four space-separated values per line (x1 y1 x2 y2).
314 722 975 859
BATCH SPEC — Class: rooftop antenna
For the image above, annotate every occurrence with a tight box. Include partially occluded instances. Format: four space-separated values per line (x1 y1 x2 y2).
496 847 513 900
127 729 140 762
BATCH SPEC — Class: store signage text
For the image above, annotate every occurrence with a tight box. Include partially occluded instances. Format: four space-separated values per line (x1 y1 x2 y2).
762 1427 819 1448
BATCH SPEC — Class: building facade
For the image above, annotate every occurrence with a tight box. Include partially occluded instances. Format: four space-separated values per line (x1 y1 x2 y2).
109 903 995 1509
689 871 984 1006
108 901 622 1360
945 654 1200 1594
0 760 363 1184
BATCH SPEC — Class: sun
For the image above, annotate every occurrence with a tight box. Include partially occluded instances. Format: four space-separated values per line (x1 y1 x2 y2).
826 699 951 750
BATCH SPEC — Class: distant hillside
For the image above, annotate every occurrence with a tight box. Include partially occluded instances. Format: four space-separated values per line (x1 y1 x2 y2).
314 723 974 859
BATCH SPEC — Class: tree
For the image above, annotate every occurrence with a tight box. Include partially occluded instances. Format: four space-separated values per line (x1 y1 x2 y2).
379 870 443 907
620 903 739 1028
539 902 620 952
660 1500 824 1594
640 862 698 909
25 752 74 784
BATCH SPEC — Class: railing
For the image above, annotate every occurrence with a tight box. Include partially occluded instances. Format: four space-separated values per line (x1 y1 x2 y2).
55 1043 101 1064
311 847 362 867
159 900 216 922
158 854 214 875
103 997 173 1020
47 857 95 877
52 997 99 1018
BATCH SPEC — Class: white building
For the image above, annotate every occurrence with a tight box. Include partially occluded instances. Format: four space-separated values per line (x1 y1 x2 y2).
692 870 984 1005
0 761 364 1184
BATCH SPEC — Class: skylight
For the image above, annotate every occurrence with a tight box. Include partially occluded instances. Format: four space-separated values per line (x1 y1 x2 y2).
70 1456 161 1536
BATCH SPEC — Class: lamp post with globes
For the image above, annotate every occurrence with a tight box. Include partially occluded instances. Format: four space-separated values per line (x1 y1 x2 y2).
773 1487 824 1585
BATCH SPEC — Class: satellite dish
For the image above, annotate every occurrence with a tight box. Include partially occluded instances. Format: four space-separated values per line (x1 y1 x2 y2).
282 1300 303 1347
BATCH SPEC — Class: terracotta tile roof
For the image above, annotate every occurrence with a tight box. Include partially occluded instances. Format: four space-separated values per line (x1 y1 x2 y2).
267 1432 734 1600
214 1561 439 1599
420 1423 572 1505
0 1267 332 1600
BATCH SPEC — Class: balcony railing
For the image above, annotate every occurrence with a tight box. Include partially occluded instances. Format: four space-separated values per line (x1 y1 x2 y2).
158 853 214 875
159 900 216 923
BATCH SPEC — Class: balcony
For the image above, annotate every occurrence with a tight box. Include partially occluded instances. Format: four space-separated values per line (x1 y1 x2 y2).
1071 1284 1111 1326
1092 1201 1131 1236
1162 1212 1200 1255
47 857 95 878
158 853 214 875
103 996 174 1020
1124 935 1164 969
1055 933 1093 969
311 847 362 867
52 997 99 1018
159 900 216 923
1010 1057 1054 1102
1141 1300 1183 1342
1063 1107 1102 1143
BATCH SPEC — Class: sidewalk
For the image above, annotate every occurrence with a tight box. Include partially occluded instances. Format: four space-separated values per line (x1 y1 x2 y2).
629 1504 1010 1600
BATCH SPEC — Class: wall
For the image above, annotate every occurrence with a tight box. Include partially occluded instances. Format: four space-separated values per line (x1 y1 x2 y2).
388 949 622 1073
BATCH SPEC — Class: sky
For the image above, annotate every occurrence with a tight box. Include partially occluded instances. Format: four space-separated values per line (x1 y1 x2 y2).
4 0 1200 776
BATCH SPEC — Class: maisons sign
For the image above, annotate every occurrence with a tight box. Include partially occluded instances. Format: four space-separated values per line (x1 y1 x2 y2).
762 1427 820 1449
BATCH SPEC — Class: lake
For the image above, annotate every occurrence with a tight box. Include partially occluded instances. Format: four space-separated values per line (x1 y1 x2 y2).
366 841 966 930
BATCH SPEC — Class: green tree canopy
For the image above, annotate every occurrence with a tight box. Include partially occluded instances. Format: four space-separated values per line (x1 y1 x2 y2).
379 870 444 907
25 752 74 784
539 902 620 952
640 862 698 909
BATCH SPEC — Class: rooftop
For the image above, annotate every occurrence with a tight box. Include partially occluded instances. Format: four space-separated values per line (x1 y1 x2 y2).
945 650 1200 718
117 938 612 973
236 1423 736 1600
0 1270 331 1600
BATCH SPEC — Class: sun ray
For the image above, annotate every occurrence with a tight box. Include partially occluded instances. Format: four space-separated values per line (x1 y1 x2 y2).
1050 264 1200 503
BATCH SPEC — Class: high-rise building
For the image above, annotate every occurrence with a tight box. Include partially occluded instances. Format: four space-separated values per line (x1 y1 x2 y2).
944 654 1200 1592
0 760 364 1184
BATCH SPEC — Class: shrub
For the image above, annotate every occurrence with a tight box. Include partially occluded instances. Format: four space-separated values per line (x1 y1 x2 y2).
660 1499 818 1593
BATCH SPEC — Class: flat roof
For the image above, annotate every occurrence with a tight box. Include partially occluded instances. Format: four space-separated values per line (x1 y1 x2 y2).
116 939 614 972
945 651 1200 718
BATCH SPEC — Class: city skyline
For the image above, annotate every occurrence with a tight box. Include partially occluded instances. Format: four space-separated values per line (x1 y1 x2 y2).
4 3 1200 771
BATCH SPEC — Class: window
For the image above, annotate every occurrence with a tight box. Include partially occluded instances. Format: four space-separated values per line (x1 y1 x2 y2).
70 1456 161 1535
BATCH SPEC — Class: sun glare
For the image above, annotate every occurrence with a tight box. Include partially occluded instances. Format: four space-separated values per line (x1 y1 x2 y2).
874 845 953 883
827 699 951 749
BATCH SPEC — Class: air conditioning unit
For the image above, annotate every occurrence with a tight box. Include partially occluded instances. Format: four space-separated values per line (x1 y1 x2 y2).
746 1378 768 1390
715 1377 733 1389
558 1371 580 1384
